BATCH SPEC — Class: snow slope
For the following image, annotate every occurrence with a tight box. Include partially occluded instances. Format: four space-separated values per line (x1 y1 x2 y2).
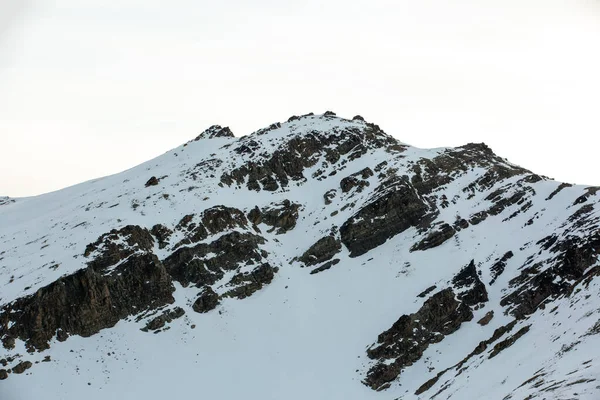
1 113 599 399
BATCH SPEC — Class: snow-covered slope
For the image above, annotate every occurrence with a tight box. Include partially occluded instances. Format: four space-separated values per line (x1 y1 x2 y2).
1 112 599 400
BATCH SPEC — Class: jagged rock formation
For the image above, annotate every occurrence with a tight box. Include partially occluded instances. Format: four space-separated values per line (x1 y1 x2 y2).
1 112 599 400
364 261 489 390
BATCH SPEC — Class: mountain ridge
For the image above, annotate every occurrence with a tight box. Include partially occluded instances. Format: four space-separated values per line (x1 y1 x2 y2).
1 112 599 400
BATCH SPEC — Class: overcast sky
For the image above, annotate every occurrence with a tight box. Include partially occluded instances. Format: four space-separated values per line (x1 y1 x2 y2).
1 0 600 197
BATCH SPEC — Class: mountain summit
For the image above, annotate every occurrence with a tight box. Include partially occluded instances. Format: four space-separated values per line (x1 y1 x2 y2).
1 113 599 399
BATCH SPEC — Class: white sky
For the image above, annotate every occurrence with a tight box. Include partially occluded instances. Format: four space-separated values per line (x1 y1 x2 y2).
1 0 600 197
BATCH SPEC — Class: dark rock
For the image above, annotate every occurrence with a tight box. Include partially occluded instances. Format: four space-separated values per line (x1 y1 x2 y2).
453 218 470 231
150 224 173 249
501 233 600 319
247 200 300 234
477 311 494 326
340 168 373 193
192 288 220 313
489 326 531 358
141 307 185 331
202 206 248 234
299 235 342 266
546 182 573 201
0 369 7 380
164 231 267 288
415 320 518 396
310 259 340 275
1 227 174 351
11 361 32 374
323 111 337 116
352 115 365 121
364 288 473 390
222 263 277 299
417 285 437 298
411 223 455 252
56 329 68 342
452 260 489 307
145 176 159 187
323 189 337 205
489 251 514 285
220 123 397 192
341 177 430 257
194 125 234 140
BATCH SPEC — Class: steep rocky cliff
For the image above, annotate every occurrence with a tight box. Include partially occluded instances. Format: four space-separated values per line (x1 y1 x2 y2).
1 113 599 400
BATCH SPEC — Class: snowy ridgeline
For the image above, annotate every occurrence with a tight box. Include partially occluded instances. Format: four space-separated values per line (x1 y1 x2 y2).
0 113 599 400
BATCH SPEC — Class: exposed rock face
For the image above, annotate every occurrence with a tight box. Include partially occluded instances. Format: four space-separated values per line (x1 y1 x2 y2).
299 235 342 266
194 125 234 140
489 251 514 285
11 361 32 374
488 325 531 359
150 224 173 249
310 259 340 275
192 287 220 313
411 223 455 252
0 368 7 380
1 226 175 351
340 167 373 193
164 231 267 288
141 307 185 332
172 206 249 249
248 200 301 234
501 233 600 319
364 261 489 390
222 263 277 299
340 177 429 257
364 288 473 390
452 260 489 307
220 121 398 192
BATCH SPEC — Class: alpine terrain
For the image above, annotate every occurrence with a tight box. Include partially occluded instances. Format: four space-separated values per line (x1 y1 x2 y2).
1 112 599 400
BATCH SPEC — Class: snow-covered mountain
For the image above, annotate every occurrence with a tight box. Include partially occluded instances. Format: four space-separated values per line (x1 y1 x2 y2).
1 112 599 400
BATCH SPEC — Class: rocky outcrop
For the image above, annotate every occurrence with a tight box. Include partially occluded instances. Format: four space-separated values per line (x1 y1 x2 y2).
341 177 429 257
141 307 185 332
309 259 340 275
145 176 159 187
247 200 300 234
172 206 248 249
164 231 267 288
410 223 455 252
364 288 474 390
194 125 234 140
299 235 342 266
452 260 489 307
1 226 175 351
220 122 397 192
501 233 600 319
364 261 488 390
11 361 32 374
489 251 514 285
222 263 277 299
150 224 173 249
192 287 220 313
340 167 373 193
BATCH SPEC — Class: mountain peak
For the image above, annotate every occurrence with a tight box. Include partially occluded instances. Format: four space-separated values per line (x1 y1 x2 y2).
194 125 235 140
1 114 599 400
